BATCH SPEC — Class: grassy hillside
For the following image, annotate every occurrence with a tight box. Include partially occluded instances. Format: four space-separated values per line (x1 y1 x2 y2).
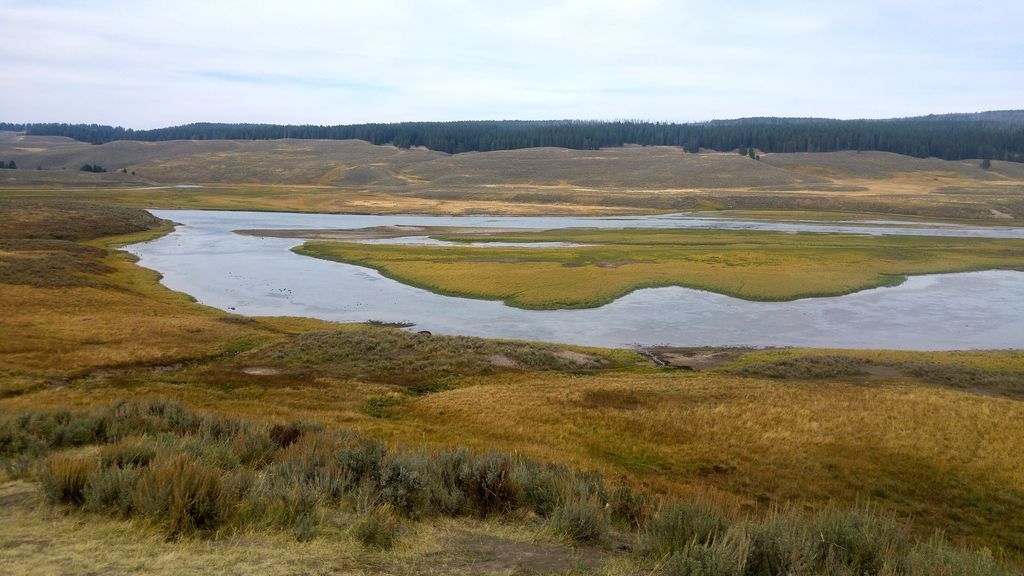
3 132 1024 221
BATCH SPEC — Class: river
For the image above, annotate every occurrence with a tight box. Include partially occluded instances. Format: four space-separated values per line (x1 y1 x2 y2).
123 210 1024 350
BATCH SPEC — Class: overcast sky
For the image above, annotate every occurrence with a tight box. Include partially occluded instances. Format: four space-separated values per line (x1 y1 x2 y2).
2 0 1022 128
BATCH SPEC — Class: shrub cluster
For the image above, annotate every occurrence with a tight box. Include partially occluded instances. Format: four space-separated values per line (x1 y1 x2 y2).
734 355 872 379
1 400 636 542
240 327 609 389
640 502 1006 576
734 355 1024 399
0 400 1012 574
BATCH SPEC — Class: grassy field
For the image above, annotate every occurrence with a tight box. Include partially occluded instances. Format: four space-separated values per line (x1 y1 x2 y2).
5 397 1017 575
2 199 1024 573
0 200 340 386
293 228 1024 308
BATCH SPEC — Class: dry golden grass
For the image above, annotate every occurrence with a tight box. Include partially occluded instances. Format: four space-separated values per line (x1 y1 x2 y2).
0 209 340 379
397 371 1024 552
0 182 661 216
4 364 1023 556
0 233 265 377
2 198 1023 569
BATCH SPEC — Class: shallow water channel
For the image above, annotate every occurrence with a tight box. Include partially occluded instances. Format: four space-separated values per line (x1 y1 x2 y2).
124 210 1024 350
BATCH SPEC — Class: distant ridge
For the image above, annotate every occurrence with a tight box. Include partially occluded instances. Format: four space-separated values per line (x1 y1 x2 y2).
3 111 1023 161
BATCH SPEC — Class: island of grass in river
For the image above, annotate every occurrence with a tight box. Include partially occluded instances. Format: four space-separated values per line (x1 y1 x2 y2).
293 228 1024 309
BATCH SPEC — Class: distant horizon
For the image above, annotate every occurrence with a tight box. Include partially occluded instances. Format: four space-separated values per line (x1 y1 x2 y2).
5 109 1024 132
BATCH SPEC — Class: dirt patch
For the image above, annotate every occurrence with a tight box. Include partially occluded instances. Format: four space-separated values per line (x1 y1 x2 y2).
451 532 606 574
595 260 646 268
0 483 36 509
864 365 902 377
240 367 285 376
554 349 603 367
640 347 750 370
488 354 522 369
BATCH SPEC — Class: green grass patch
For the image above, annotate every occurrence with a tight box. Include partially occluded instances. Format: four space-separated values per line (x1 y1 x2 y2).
361 393 408 419
293 228 1024 309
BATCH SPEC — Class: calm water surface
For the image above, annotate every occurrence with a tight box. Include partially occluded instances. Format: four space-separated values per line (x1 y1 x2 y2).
123 210 1024 350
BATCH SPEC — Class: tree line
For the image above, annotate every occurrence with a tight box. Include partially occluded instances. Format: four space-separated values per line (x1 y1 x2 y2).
2 111 1023 161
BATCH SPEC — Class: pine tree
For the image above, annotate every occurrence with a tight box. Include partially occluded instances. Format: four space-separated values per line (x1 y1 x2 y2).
981 158 992 169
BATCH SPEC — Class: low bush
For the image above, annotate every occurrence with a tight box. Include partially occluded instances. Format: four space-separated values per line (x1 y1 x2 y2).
899 534 1006 576
812 505 909 575
638 498 732 557
351 504 401 549
39 454 95 505
893 361 1024 399
132 454 233 537
550 495 609 544
458 452 521 517
607 484 655 529
734 355 1024 398
516 460 569 518
742 508 817 576
100 437 157 468
375 452 430 519
361 394 407 419
734 355 871 379
237 327 608 389
246 479 323 541
269 422 309 449
660 528 751 576
83 465 138 516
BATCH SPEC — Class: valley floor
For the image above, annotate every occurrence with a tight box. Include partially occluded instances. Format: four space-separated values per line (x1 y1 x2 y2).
1 198 1022 574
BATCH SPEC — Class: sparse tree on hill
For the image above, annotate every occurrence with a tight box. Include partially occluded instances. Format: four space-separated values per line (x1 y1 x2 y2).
7 161 15 169
738 147 747 156
981 158 992 169
748 148 756 160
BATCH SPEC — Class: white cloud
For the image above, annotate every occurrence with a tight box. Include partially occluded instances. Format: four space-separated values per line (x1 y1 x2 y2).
1 0 1021 127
